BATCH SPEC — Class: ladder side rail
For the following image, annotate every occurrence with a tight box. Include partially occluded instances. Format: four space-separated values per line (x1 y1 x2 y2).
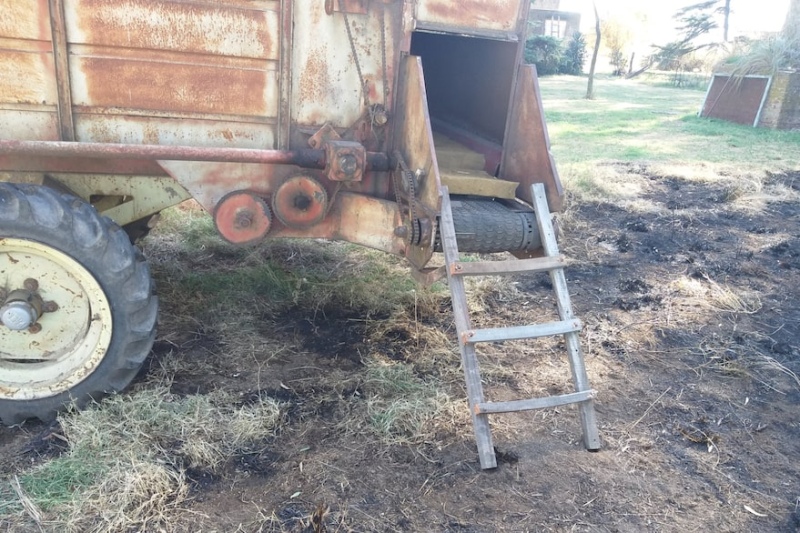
530 184 602 451
440 187 497 469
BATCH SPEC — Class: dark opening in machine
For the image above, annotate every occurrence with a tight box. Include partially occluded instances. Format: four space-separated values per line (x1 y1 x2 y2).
410 31 518 176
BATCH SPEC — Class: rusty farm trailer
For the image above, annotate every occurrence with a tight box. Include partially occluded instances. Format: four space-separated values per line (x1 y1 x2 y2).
0 0 598 468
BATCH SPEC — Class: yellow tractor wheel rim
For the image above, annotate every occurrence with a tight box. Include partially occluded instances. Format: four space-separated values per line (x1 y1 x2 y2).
0 238 113 400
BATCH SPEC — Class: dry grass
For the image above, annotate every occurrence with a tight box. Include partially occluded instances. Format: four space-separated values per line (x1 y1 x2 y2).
5 386 283 532
671 275 762 315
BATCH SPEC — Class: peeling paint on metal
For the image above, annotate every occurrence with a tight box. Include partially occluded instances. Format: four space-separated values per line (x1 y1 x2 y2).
65 0 280 60
74 114 277 148
416 0 519 32
0 0 52 41
73 56 275 116
0 51 57 105
291 1 400 130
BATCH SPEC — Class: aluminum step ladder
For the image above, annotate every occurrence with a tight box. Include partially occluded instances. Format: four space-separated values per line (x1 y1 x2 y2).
440 183 601 469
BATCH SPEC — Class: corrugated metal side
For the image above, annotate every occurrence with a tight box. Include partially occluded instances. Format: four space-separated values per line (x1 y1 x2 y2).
64 0 281 149
0 0 60 141
415 0 521 33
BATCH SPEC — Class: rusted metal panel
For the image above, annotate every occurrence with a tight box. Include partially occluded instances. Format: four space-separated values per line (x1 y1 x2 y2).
74 115 277 148
62 0 281 148
0 111 60 141
0 1 59 143
0 49 57 106
415 0 521 34
64 0 280 60
701 74 770 127
70 52 279 117
159 160 291 211
270 192 406 257
0 0 52 41
392 55 442 269
499 65 563 212
290 1 401 135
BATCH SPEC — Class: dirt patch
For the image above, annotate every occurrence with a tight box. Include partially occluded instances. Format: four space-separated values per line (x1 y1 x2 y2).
2 165 800 532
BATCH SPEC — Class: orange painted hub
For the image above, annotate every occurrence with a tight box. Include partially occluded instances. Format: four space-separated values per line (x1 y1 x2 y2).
214 191 272 244
272 175 328 228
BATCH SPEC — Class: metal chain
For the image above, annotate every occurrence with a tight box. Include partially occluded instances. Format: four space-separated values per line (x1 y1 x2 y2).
393 151 422 245
379 2 389 106
339 1 369 109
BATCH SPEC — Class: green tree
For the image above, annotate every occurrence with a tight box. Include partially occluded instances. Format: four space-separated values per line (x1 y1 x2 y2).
652 1 723 72
524 36 564 75
562 32 588 75
601 18 633 75
784 0 800 43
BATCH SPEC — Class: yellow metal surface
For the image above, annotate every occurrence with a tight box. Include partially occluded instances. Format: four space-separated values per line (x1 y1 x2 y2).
53 174 192 226
0 238 112 400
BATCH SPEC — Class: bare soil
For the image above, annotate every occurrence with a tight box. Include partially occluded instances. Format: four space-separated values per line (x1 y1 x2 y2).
2 166 800 532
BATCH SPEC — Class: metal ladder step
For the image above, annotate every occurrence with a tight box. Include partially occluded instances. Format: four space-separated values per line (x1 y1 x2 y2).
476 390 596 415
463 319 582 345
450 255 566 277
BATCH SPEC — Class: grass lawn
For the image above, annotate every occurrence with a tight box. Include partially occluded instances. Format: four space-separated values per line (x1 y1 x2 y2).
539 75 800 175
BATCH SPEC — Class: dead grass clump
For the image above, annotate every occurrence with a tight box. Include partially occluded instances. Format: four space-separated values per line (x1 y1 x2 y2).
15 387 283 532
699 338 800 394
647 162 724 184
709 171 800 212
66 457 189 533
361 362 453 445
671 275 761 315
560 163 647 204
464 264 522 314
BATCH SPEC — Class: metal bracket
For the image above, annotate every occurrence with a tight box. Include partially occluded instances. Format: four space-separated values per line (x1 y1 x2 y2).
324 140 366 182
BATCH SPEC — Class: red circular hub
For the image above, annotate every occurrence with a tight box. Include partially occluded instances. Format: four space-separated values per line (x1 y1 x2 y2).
272 175 328 228
214 191 272 244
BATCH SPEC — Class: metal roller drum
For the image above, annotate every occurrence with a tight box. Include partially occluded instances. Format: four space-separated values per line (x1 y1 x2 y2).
434 198 543 254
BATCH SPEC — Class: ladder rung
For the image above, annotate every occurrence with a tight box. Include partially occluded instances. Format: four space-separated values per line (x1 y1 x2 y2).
462 319 582 344
475 390 596 415
450 256 566 277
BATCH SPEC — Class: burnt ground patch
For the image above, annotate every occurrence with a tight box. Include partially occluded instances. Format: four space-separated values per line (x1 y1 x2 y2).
3 166 800 533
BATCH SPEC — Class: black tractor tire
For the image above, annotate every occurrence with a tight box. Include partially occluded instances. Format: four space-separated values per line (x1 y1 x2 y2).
0 183 157 425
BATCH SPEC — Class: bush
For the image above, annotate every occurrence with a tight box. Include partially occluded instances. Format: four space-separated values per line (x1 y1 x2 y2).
525 35 564 75
562 32 587 75
525 32 587 76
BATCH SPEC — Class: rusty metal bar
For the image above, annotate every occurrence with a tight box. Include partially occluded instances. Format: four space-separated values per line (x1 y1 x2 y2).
48 0 75 141
278 0 293 149
0 140 390 171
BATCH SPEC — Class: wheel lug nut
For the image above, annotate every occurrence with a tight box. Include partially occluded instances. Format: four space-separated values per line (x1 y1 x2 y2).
28 323 42 334
23 278 39 291
43 301 59 313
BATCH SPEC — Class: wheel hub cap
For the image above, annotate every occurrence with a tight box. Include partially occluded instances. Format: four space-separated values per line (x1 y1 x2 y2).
1 300 38 330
